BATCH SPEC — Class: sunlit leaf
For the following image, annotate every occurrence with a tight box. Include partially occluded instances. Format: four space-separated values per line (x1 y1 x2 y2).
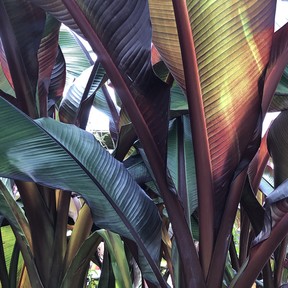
149 0 276 226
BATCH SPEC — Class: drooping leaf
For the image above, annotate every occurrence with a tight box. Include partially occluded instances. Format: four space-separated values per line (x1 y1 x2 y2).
267 110 288 186
0 97 163 284
47 47 66 114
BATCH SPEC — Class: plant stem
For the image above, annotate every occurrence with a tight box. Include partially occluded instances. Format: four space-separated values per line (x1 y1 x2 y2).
233 213 288 288
0 0 37 118
171 0 214 278
63 1 205 286
274 237 288 288
207 169 247 288
229 237 240 272
63 204 93 272
239 210 251 265
263 260 274 288
49 190 71 288
0 228 9 288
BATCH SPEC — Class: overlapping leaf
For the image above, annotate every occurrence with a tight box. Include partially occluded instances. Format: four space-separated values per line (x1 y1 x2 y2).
0 97 162 283
269 66 288 111
167 116 197 220
37 14 62 116
58 25 92 86
59 64 105 124
2 0 45 97
29 0 170 164
149 0 276 219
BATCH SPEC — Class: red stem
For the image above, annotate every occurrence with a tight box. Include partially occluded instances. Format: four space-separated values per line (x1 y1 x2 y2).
171 0 214 279
233 213 288 288
207 169 247 288
63 1 205 287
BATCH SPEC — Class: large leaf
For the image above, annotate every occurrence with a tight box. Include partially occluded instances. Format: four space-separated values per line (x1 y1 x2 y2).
0 181 42 287
0 97 163 284
149 0 276 217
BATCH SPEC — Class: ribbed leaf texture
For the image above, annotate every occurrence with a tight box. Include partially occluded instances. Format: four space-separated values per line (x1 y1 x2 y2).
149 0 276 221
0 97 162 283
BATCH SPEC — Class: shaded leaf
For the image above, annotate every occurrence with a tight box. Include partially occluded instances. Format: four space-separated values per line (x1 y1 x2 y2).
0 97 162 283
269 66 288 111
167 116 197 220
37 14 61 116
263 22 288 113
0 181 42 287
2 0 45 97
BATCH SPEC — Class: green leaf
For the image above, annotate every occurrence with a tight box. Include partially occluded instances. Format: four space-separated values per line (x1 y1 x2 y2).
0 97 162 284
59 63 105 124
0 63 15 97
59 25 93 87
269 66 288 111
97 230 132 288
60 231 101 288
167 116 197 219
0 181 42 288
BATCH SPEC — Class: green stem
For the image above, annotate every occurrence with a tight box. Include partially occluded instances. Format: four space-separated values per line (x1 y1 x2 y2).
9 241 20 288
63 204 93 273
49 190 71 288
0 227 9 288
15 181 54 286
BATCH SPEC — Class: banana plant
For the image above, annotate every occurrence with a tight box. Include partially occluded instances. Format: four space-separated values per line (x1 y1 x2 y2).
0 0 288 287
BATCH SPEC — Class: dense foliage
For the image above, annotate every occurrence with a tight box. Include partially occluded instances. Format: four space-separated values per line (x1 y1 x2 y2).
0 0 288 287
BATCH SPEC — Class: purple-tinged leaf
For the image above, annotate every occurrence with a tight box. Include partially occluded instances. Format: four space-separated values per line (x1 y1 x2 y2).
37 15 61 117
